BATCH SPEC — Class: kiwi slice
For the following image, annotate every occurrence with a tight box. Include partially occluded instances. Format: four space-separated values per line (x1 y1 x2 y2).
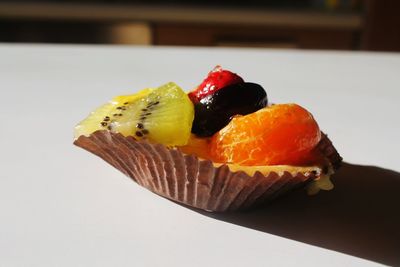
74 83 194 146
74 88 153 139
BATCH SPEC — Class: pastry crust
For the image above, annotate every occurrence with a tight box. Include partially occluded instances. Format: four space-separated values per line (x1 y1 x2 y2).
74 130 341 212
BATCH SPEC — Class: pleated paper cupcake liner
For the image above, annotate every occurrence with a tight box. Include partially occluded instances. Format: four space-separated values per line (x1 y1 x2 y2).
74 130 341 212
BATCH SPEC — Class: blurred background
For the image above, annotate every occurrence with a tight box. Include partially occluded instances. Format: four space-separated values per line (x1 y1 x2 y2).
0 0 399 51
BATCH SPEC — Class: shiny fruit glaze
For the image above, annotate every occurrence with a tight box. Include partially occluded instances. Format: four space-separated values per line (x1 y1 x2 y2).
188 66 244 102
210 104 322 166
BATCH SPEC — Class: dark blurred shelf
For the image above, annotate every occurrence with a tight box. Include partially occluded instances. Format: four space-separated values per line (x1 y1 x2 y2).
9 1 400 51
0 1 398 51
0 2 362 29
0 0 362 11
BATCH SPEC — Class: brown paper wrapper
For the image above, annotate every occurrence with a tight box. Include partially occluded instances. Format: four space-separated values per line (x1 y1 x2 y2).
74 130 341 212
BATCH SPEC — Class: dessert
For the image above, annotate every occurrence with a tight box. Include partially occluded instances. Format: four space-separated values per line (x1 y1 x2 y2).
74 66 342 212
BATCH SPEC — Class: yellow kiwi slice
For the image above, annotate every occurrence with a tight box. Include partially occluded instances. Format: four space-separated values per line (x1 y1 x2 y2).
74 83 194 146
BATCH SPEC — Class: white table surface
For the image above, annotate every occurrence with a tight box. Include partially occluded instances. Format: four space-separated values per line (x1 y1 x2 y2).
1 44 399 267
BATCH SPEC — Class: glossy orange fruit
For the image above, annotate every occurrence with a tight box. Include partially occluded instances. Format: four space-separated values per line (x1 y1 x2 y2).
210 104 321 166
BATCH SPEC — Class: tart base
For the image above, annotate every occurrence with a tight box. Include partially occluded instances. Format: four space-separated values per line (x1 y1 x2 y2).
74 130 340 212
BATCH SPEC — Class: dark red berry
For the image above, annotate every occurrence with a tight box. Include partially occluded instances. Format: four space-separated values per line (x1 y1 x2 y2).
191 82 268 137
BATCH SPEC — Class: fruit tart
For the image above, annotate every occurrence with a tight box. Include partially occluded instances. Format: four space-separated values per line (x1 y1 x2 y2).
74 66 342 212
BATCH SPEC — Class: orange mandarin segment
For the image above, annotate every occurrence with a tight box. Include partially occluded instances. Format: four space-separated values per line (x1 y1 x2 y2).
210 104 321 166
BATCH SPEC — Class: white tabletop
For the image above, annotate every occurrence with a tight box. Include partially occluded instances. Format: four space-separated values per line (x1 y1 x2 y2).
1 44 399 267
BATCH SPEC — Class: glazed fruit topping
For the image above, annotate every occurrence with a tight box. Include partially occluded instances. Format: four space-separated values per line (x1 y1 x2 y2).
76 66 326 168
191 82 268 137
188 65 244 102
210 104 322 166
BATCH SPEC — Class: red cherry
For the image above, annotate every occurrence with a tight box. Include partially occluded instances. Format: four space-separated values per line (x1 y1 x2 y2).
188 66 244 102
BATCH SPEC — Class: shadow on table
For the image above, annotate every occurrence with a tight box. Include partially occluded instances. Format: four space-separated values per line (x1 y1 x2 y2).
194 163 400 266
